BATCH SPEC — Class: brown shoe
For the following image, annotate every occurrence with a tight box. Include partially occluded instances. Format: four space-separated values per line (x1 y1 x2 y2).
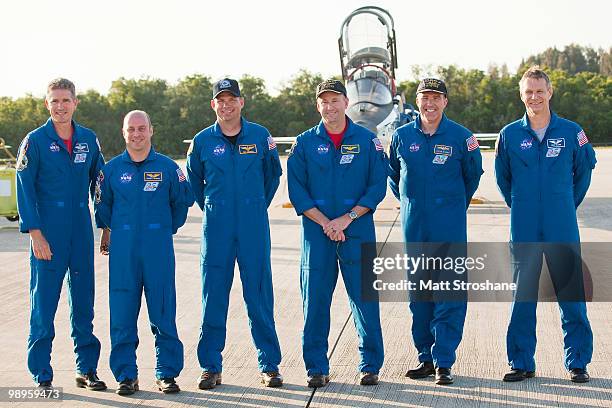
261 372 283 387
198 371 222 390
156 377 180 393
359 372 379 385
307 374 330 388
75 372 107 391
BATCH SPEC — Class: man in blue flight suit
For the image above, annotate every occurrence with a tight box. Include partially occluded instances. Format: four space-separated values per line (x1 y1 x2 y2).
388 78 483 385
287 79 388 388
186 78 283 390
95 110 194 395
495 67 596 383
15 78 107 391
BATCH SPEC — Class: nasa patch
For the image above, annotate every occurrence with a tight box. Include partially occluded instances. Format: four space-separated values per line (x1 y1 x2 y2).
120 172 133 183
409 143 420 153
317 144 330 154
49 142 60 152
213 144 225 156
520 138 533 150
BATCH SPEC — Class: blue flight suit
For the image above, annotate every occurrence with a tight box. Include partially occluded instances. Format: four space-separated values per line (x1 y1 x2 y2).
95 147 193 381
388 114 483 369
15 118 104 383
495 112 596 372
186 118 282 374
287 117 387 376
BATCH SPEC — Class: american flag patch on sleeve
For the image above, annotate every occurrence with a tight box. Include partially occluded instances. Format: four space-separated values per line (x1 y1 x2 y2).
466 134 479 151
176 168 186 182
577 130 589 147
267 136 277 150
372 138 384 151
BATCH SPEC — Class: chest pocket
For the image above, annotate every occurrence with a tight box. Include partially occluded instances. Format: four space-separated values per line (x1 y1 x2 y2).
41 143 72 177
72 142 91 169
237 145 263 177
432 151 461 179
543 139 570 172
398 140 425 169
510 140 538 168
309 144 332 171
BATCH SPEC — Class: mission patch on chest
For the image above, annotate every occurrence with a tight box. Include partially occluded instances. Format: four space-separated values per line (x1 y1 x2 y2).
144 172 163 182
239 144 258 154
341 145 360 154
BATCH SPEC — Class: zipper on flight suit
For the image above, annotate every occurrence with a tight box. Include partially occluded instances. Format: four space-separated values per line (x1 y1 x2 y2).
229 136 239 240
424 131 431 242
536 130 544 241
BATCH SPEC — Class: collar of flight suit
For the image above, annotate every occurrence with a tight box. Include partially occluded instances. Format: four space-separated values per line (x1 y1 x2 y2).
413 113 450 137
314 115 357 143
211 117 247 143
519 111 559 134
43 117 83 152
120 146 158 164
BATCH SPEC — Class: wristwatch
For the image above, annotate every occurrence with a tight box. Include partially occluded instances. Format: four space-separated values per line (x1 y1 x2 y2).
348 210 358 220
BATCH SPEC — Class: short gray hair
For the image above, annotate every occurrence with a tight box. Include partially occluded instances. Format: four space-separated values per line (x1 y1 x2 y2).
519 66 552 90
47 78 76 98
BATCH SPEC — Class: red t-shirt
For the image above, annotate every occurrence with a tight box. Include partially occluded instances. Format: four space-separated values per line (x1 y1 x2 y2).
328 120 347 150
62 136 72 155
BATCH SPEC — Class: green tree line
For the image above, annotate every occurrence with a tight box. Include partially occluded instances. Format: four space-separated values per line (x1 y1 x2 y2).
0 53 610 158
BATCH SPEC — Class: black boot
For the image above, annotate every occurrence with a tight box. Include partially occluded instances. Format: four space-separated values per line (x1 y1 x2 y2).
435 367 454 385
405 362 435 379
503 368 535 382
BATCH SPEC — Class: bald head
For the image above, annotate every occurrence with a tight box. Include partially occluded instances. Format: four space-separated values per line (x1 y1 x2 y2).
123 110 152 129
122 110 153 158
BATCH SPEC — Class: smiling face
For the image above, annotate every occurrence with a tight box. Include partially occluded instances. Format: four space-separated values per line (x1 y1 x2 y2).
122 111 153 154
520 77 553 117
416 91 447 125
211 91 244 123
45 89 78 125
316 91 349 129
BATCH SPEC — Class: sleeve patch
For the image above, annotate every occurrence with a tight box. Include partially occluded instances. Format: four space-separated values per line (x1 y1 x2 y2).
267 136 277 150
577 130 589 147
466 134 479 151
16 136 29 171
372 137 384 151
95 170 104 204
176 167 186 182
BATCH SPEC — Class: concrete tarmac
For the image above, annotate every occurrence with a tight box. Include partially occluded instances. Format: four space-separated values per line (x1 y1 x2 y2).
0 149 610 407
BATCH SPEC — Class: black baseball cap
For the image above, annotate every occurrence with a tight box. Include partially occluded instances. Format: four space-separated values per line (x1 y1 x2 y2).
416 78 448 96
316 79 347 98
212 78 241 98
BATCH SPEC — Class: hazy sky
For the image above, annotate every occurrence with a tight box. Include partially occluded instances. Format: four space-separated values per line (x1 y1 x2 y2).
1 0 610 98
